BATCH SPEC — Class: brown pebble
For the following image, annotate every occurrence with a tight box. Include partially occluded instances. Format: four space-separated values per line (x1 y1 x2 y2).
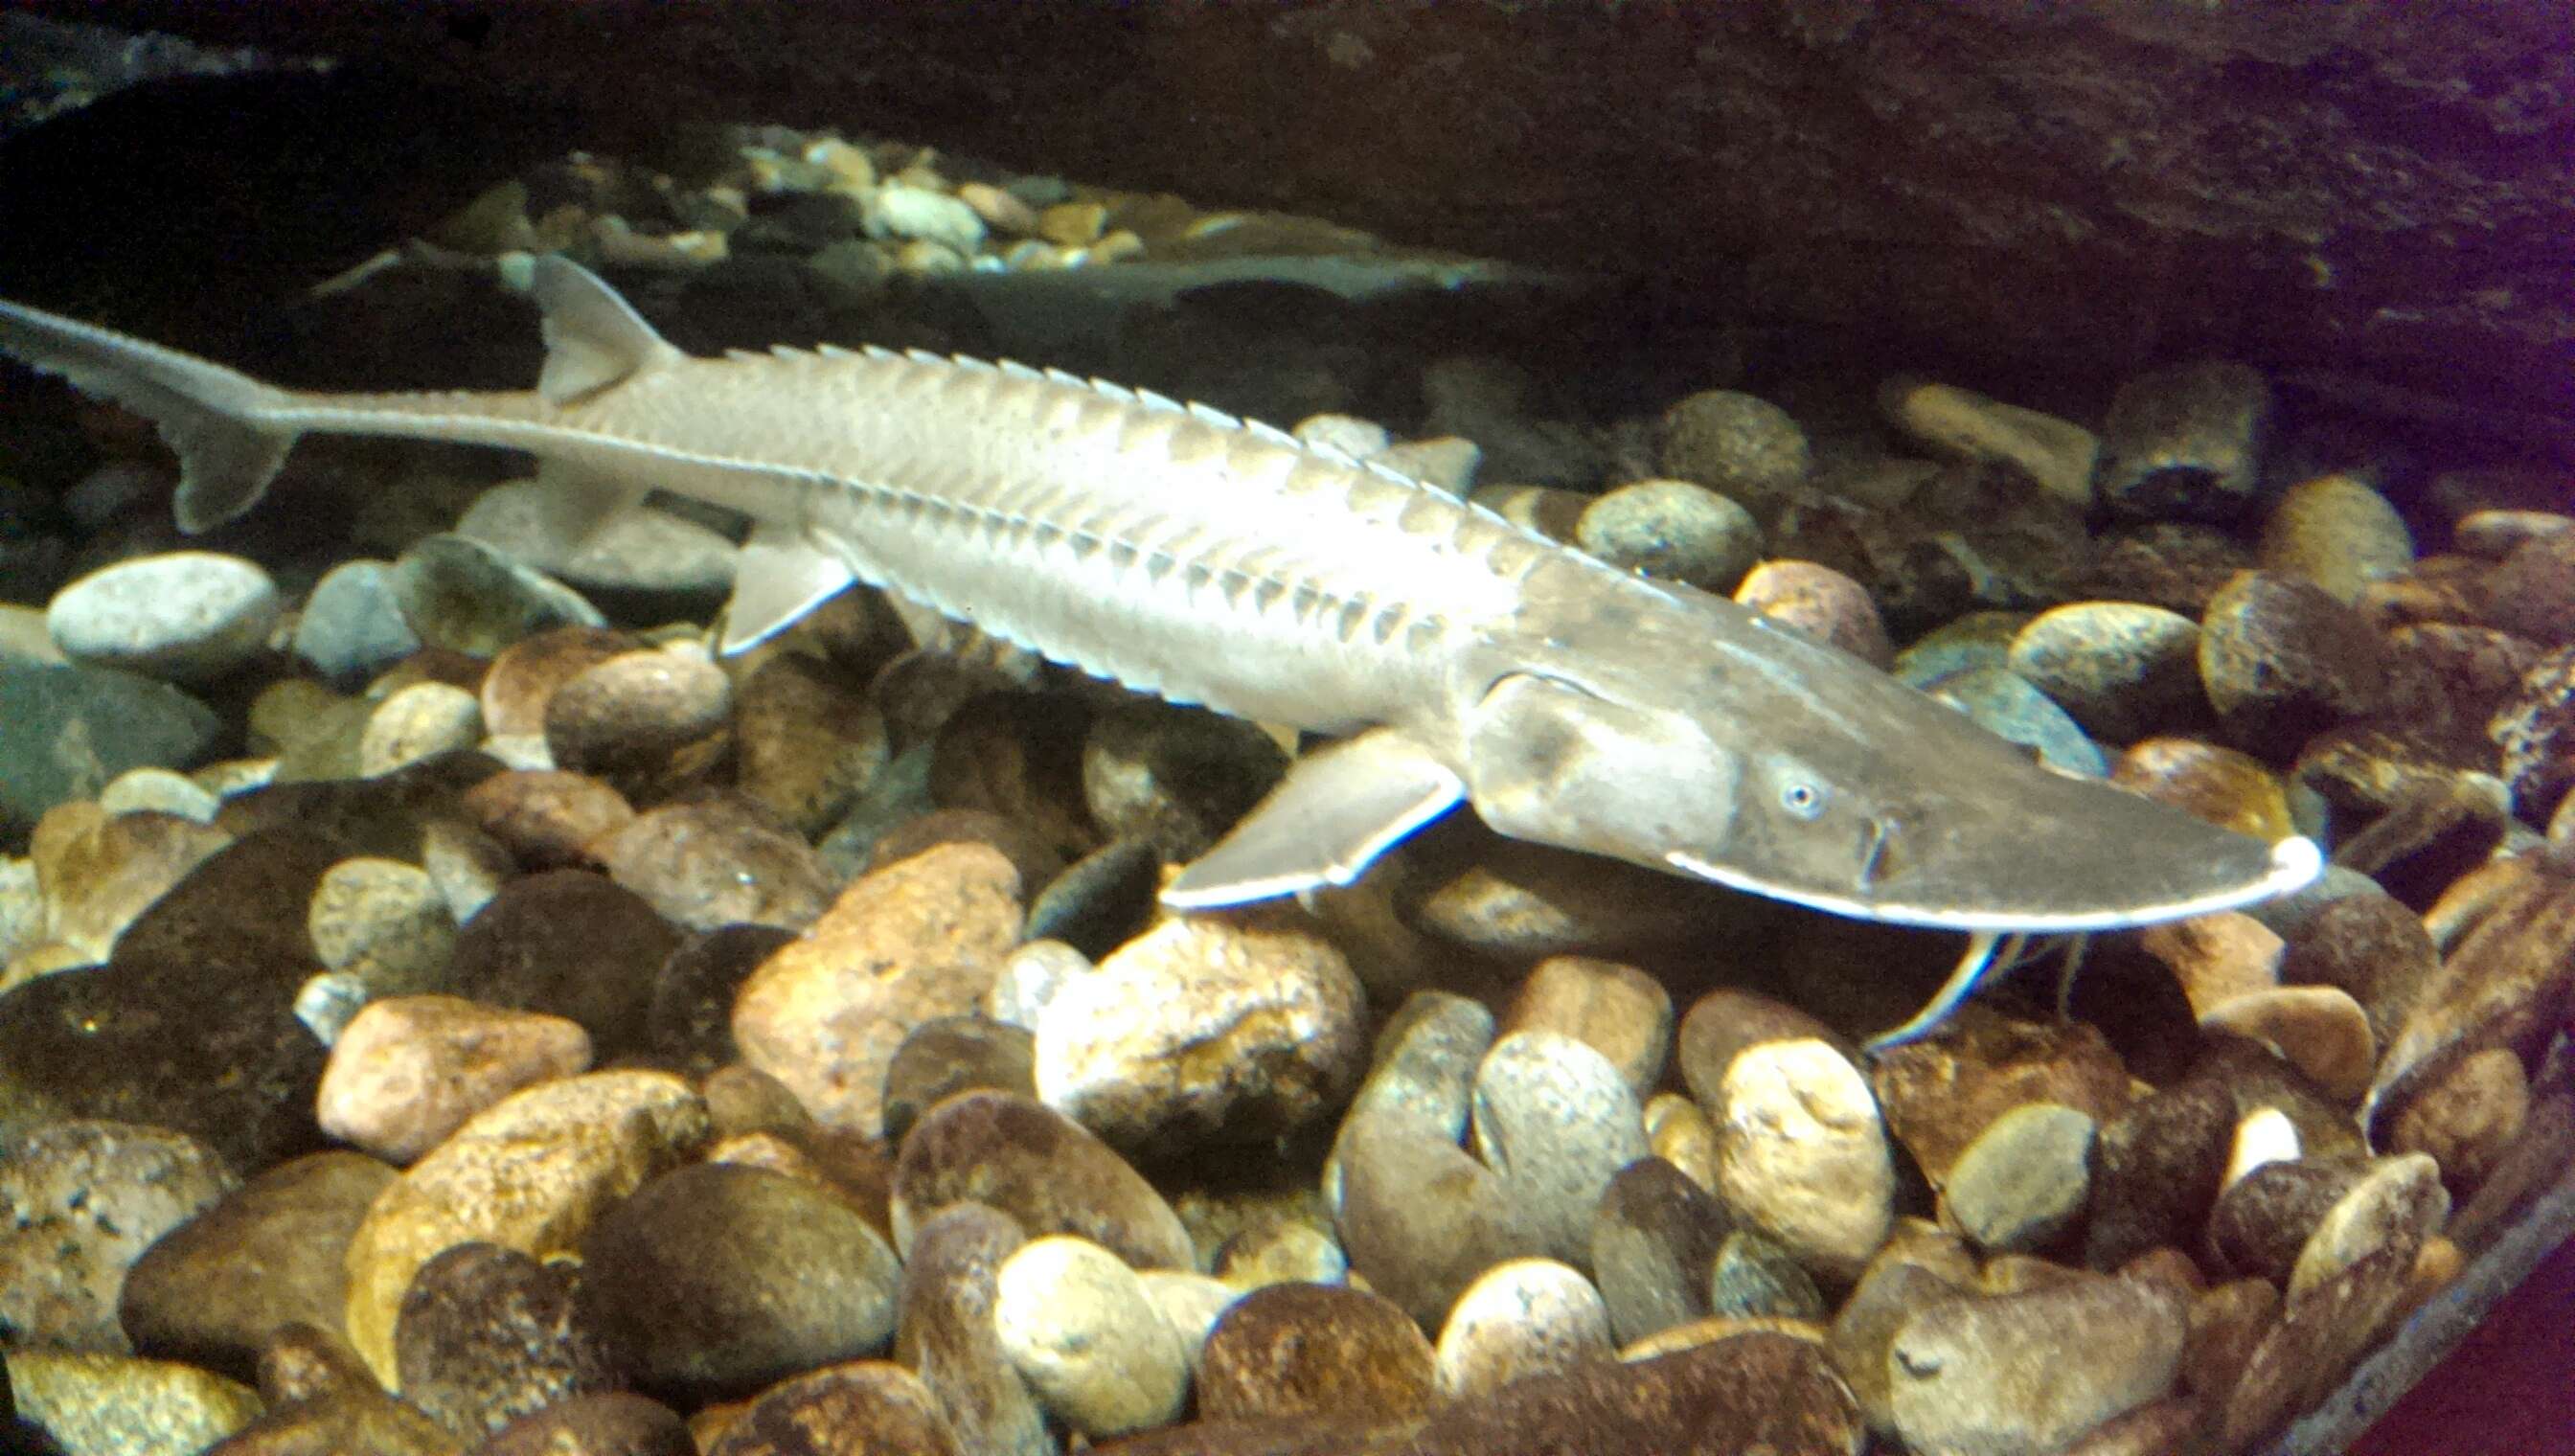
595 794 835 933
118 1151 394 1382
460 769 635 870
890 1090 1193 1270
2386 1046 2528 1195
1734 559 1892 667
733 652 889 837
702 1360 960 1456
449 868 681 1056
1501 955 1673 1097
1405 1330 1863 1456
1198 1282 1438 1423
541 651 727 802
481 626 638 738
479 1392 695 1456
2109 737 2296 841
1869 1009 2132 1187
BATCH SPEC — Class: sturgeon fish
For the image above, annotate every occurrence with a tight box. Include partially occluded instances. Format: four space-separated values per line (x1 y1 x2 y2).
0 258 2320 1044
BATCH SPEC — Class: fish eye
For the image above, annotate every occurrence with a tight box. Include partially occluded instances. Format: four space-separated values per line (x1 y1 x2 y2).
1780 780 1827 820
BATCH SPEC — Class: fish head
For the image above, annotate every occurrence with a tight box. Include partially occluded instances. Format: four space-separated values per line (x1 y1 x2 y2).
1450 571 2319 932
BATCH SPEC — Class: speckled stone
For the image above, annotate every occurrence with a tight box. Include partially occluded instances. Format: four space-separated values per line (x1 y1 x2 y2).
47 550 280 683
1199 1281 1439 1422
2083 1077 2234 1270
2005 603 2203 746
702 1360 961 1456
4 1349 265 1456
890 1090 1194 1270
1500 955 1672 1098
2489 646 2575 825
893 1203 1050 1456
479 626 638 739
1470 1030 1650 1269
1887 1275 2186 1456
315 995 592 1163
0 1121 232 1357
1658 389 1812 523
993 1235 1188 1438
1035 910 1366 1157
578 1161 900 1401
305 857 457 1015
1432 1258 1613 1401
1575 478 1763 594
341 1069 709 1386
357 681 484 777
542 647 731 799
1408 1330 1865 1455
2198 570 2388 752
733 842 1023 1138
396 1240 614 1436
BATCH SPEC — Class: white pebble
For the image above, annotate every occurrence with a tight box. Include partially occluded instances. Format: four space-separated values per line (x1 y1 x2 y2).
994 1235 1190 1437
1433 1257 1614 1400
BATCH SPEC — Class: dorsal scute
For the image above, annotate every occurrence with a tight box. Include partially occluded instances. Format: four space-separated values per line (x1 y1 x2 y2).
1187 400 1242 432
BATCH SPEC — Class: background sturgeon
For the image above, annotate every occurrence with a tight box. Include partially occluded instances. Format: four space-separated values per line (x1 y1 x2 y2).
0 257 2320 1042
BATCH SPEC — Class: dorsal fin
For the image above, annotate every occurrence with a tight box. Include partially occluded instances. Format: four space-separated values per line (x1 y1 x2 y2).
530 257 683 405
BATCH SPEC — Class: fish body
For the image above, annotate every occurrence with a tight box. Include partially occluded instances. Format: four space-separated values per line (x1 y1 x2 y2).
0 258 2320 1039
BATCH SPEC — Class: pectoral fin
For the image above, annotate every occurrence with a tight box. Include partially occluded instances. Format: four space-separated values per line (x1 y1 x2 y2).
1161 727 1464 909
718 521 858 652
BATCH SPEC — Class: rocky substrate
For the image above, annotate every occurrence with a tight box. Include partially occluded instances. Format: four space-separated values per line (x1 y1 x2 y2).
2 130 2572 1456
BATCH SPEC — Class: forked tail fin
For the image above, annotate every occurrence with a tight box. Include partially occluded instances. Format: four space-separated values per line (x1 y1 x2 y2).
0 298 301 531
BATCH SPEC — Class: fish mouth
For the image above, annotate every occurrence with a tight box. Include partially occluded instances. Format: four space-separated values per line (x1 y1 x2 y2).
1665 832 2322 933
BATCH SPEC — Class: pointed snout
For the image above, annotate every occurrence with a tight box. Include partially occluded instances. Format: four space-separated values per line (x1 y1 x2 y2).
1849 773 2321 933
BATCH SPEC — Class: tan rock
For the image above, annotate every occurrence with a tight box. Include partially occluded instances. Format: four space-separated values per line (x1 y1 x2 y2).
341 1069 709 1386
315 995 593 1163
732 842 1022 1136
